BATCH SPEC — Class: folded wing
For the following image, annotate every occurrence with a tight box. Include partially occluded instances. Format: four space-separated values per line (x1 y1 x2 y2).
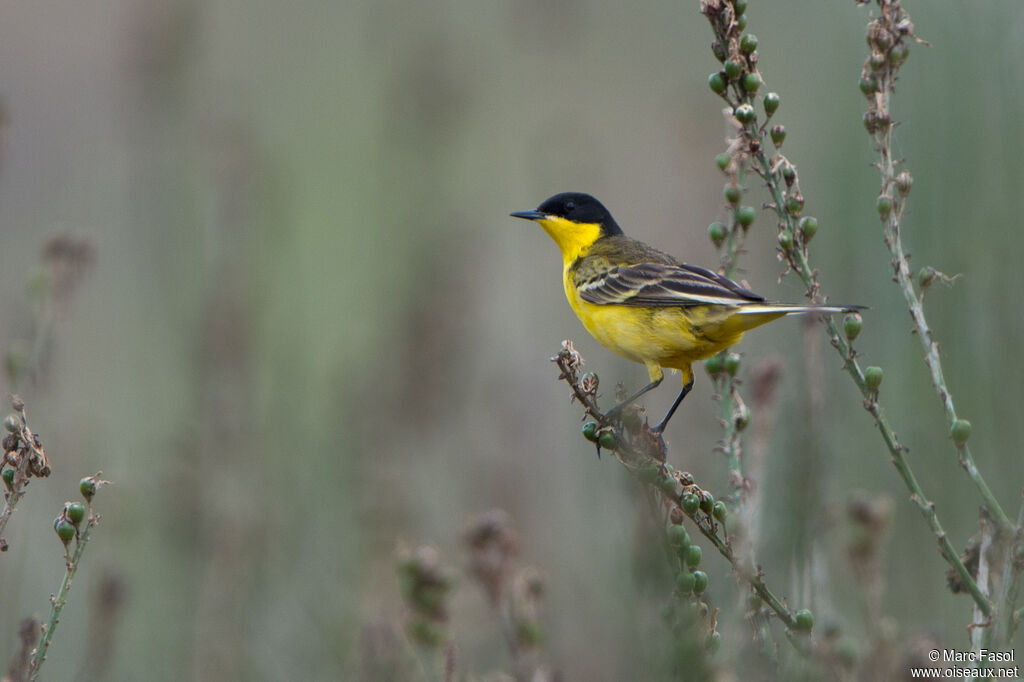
576 262 766 308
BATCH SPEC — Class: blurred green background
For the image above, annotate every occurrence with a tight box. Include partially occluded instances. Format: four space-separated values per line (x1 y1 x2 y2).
1 1 1022 679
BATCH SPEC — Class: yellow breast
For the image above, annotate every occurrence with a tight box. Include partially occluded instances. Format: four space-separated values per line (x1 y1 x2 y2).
561 265 746 371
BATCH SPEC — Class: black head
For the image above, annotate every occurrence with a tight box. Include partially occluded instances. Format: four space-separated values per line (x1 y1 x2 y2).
511 192 623 236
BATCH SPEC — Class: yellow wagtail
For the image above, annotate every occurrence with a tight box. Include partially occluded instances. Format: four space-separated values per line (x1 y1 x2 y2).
512 192 862 433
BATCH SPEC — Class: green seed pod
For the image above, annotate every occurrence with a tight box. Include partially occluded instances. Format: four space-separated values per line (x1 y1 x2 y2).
763 92 780 116
740 33 758 55
711 41 727 63
714 153 730 172
742 73 762 94
699 491 715 514
66 501 86 526
704 353 725 376
778 230 793 249
692 570 709 595
890 43 910 63
723 60 742 81
795 608 814 631
598 430 617 450
798 216 818 242
786 194 804 216
724 352 741 376
724 184 742 205
733 103 756 124
712 500 728 522
681 493 700 515
54 517 75 545
708 221 727 247
864 366 883 390
582 421 599 443
869 53 886 71
708 72 727 95
736 13 747 31
705 631 722 654
3 414 19 434
844 313 863 341
859 74 878 96
736 206 756 228
770 124 786 147
733 0 748 14
876 194 893 217
896 171 913 197
668 523 691 548
684 544 702 567
781 163 796 185
951 419 972 445
580 371 598 390
1 467 14 489
659 475 678 497
676 570 696 595
80 477 97 501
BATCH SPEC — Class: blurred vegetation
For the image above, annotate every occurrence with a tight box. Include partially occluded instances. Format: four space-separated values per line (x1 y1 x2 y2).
0 0 1023 679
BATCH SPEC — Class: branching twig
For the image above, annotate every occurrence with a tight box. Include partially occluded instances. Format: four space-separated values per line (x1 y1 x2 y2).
26 473 107 681
552 343 813 653
699 0 994 619
859 1 1010 534
0 396 53 552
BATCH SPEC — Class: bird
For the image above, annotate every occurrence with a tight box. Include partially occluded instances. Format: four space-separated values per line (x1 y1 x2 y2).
511 191 862 435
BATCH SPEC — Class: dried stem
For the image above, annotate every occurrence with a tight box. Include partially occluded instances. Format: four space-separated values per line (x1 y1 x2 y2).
0 396 53 552
861 1 1009 533
700 0 994 619
552 343 810 652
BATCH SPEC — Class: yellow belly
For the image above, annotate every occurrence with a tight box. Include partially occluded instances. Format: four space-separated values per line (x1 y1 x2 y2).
571 296 742 367
562 269 784 379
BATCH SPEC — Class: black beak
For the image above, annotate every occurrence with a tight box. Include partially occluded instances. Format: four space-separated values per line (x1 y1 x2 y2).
510 209 545 221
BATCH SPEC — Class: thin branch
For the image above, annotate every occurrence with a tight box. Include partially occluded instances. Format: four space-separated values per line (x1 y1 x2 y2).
29 506 101 681
860 0 1010 533
553 343 811 652
699 0 994 618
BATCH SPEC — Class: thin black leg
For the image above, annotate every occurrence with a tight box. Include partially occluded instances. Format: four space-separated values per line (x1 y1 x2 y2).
605 376 663 420
652 374 695 433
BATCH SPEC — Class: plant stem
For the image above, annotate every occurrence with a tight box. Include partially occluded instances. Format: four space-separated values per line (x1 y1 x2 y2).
867 64 1011 535
28 517 97 681
0 453 31 551
553 344 809 653
699 0 994 619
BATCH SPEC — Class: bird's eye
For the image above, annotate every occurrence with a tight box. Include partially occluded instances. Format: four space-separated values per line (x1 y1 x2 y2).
564 201 575 212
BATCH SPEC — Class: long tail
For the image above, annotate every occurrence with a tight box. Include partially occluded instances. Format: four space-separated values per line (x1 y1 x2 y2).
735 303 866 316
